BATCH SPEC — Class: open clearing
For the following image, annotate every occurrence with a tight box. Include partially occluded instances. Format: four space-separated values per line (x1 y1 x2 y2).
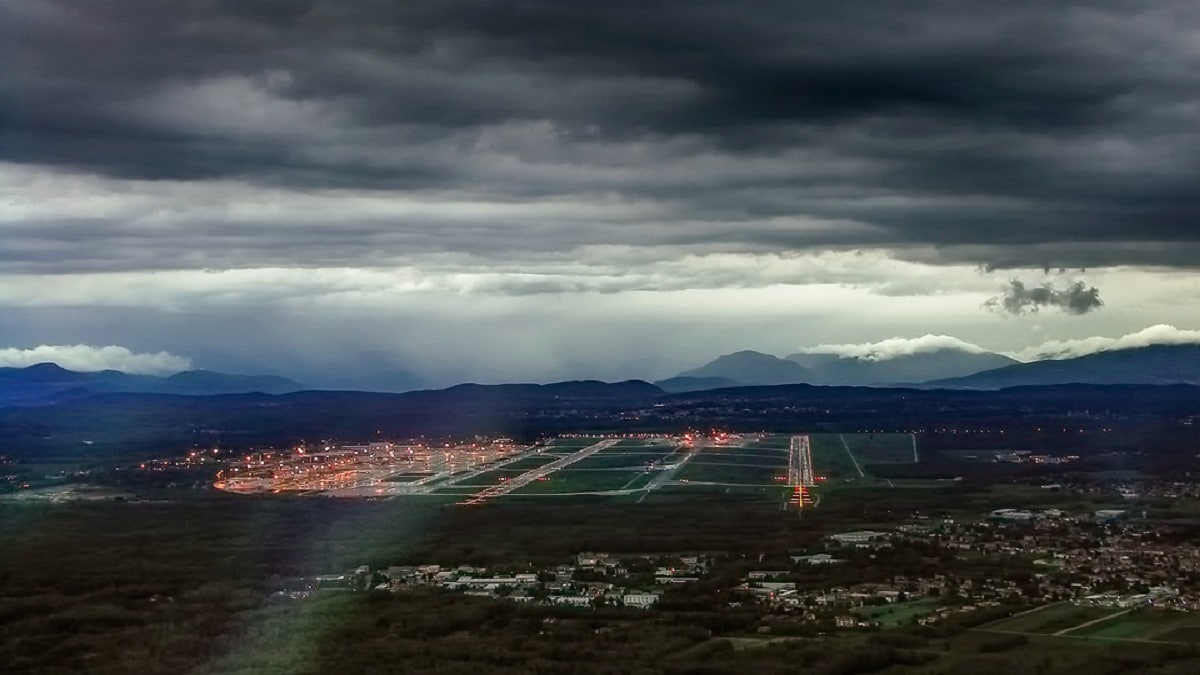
978 604 1200 644
839 433 918 464
853 599 941 627
508 469 650 494
980 603 1116 634
806 433 916 487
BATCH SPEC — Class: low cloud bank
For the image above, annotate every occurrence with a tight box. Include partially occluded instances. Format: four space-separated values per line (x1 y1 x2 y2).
0 345 192 375
1013 324 1200 362
796 334 990 361
795 325 1200 365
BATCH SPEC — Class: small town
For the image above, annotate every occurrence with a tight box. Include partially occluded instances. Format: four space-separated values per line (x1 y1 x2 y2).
292 504 1200 637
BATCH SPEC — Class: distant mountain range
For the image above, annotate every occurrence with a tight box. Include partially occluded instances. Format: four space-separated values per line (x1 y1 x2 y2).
787 350 1018 386
658 344 1200 391
928 344 1200 388
0 363 304 405
658 347 1016 391
5 341 1200 408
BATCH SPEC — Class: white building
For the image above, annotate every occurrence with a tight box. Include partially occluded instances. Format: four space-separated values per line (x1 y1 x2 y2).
829 530 888 544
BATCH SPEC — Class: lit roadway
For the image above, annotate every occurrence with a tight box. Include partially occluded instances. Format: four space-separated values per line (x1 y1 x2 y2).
789 434 814 487
788 434 816 509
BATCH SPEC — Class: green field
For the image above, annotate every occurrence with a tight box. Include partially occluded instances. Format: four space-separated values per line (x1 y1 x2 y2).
805 434 917 489
468 453 558 474
570 452 674 470
976 604 1200 646
449 467 531 487
508 469 649 494
852 598 941 627
675 461 784 485
981 603 1122 635
1062 609 1200 643
743 436 791 450
637 483 786 504
838 433 917 464
690 449 787 467
611 438 676 449
809 434 869 481
542 438 607 453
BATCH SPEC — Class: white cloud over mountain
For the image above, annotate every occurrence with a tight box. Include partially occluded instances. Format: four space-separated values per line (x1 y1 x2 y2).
795 335 991 361
793 325 1200 366
0 345 192 375
1012 324 1200 362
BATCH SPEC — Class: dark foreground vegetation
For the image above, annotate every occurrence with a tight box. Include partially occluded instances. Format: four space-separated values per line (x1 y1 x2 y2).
5 481 1200 674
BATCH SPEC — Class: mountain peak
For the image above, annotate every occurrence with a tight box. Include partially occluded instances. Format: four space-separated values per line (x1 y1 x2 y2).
675 351 810 386
22 362 71 373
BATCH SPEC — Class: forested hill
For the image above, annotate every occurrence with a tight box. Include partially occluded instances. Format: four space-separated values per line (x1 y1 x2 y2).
2 381 1198 460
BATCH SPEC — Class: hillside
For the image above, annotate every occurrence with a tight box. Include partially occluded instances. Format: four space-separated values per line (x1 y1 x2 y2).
929 344 1200 388
787 349 1018 385
0 363 304 404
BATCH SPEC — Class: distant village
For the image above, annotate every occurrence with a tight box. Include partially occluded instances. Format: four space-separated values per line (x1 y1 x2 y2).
278 551 710 610
289 504 1200 632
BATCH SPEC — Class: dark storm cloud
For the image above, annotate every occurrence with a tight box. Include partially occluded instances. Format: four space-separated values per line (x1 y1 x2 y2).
4 1 1200 272
987 279 1104 315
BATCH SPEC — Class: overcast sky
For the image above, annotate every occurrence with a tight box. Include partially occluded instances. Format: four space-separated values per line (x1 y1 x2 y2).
3 1 1200 386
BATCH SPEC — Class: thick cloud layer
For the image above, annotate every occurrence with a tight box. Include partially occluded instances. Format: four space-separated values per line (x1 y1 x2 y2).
4 1 1200 274
4 2 1200 382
